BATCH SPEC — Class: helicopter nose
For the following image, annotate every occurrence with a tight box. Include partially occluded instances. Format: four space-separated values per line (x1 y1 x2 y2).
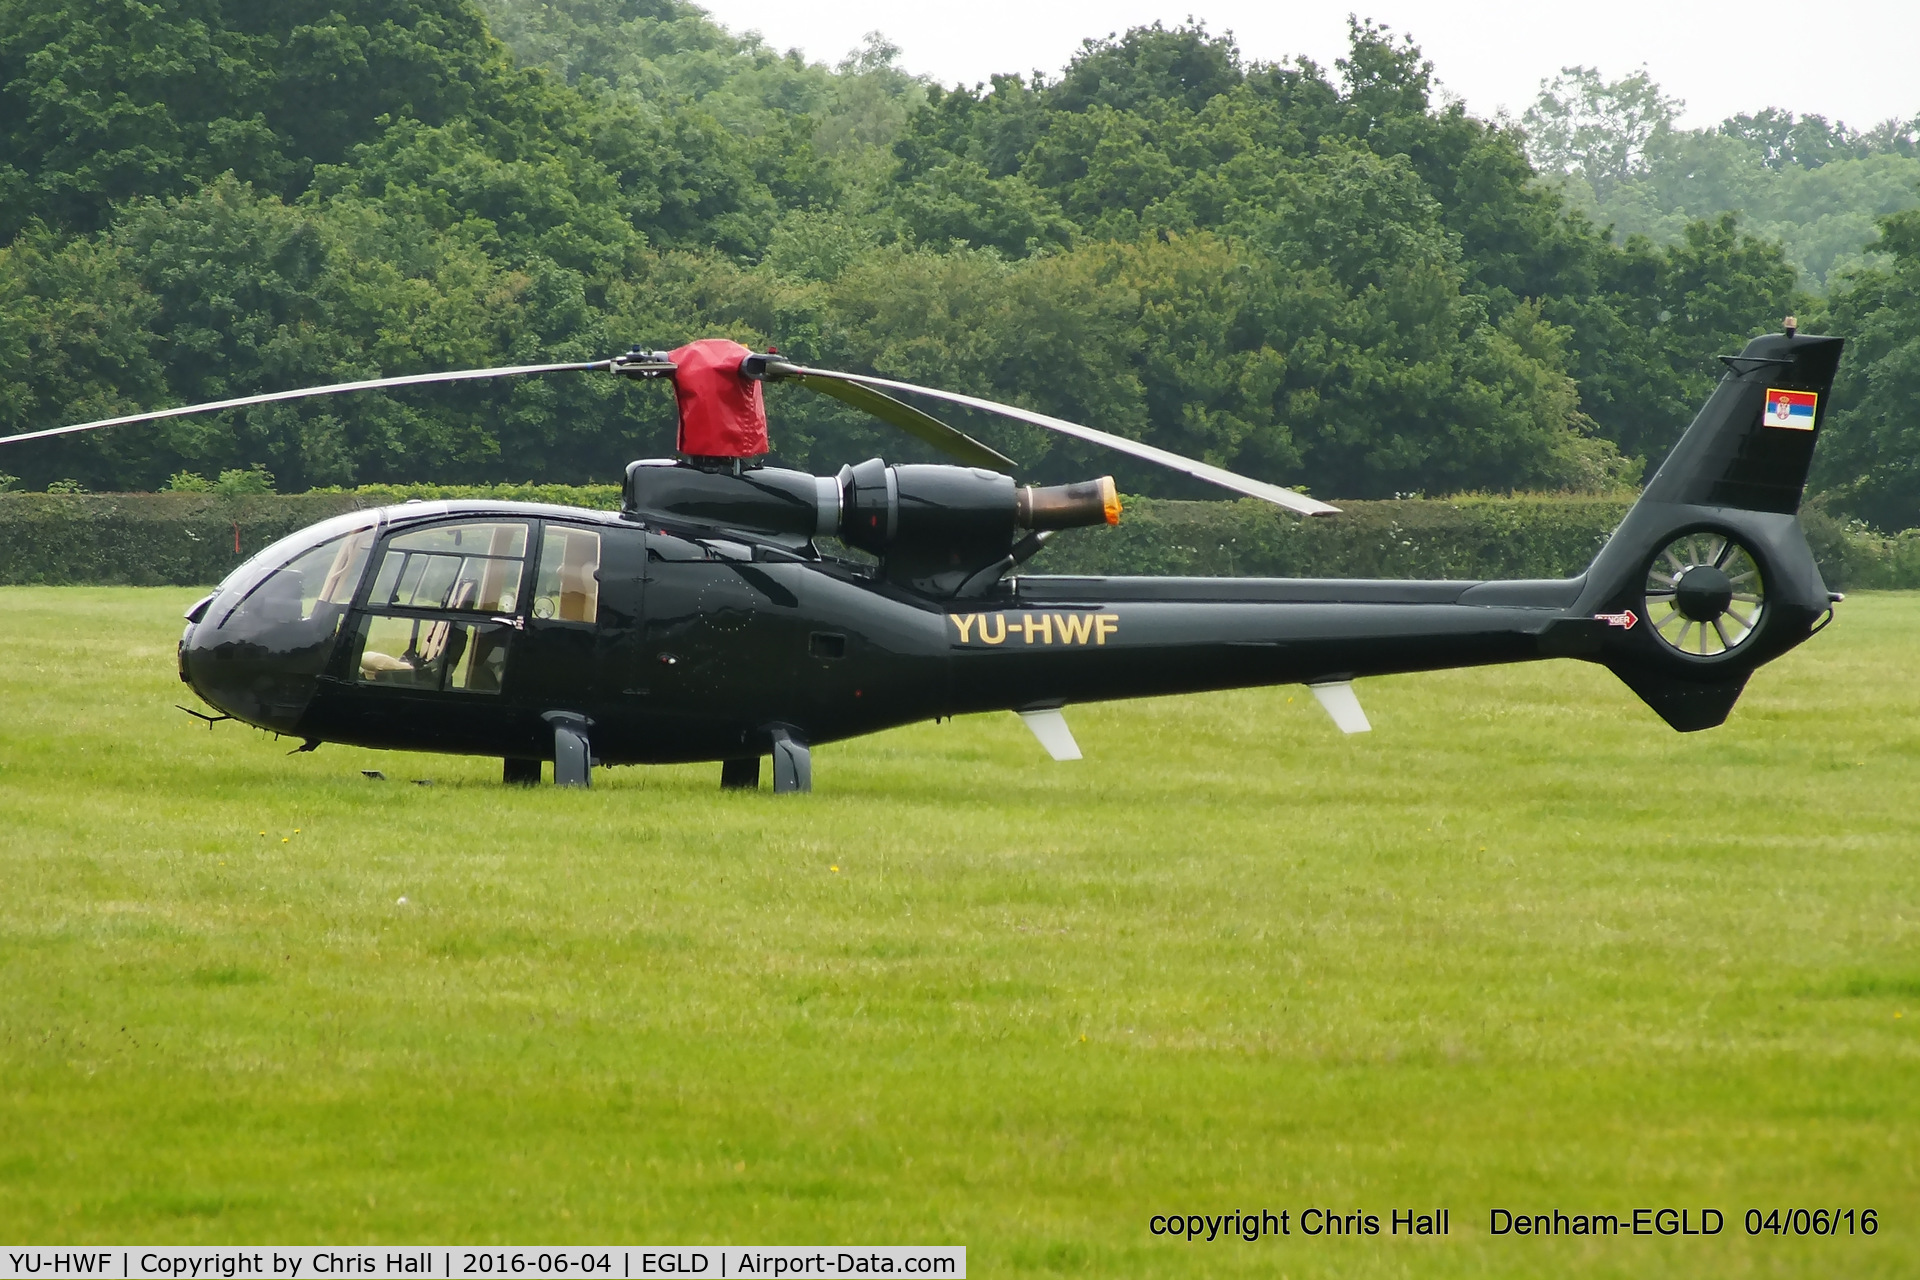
179 593 214 685
177 511 379 732
180 588 332 732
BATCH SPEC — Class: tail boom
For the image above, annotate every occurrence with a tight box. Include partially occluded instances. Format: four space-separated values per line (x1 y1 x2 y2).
946 328 1845 733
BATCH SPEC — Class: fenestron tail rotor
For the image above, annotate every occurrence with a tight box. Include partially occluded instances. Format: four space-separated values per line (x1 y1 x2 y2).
1644 531 1766 658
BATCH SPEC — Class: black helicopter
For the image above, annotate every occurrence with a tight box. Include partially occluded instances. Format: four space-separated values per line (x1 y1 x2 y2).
0 324 1845 792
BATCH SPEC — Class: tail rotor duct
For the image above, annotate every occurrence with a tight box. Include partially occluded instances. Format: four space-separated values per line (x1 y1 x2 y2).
1644 532 1766 659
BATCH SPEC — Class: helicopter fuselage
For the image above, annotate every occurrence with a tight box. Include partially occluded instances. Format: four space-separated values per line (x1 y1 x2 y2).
177 484 1827 777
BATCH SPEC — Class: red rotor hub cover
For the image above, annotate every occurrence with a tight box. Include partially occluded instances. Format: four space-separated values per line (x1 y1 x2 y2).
669 338 768 458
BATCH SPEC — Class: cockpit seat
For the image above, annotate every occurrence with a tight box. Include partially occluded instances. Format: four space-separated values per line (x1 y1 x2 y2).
360 650 411 677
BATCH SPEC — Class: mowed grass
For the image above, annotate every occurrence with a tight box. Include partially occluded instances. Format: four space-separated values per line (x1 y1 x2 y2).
1 586 1917 1277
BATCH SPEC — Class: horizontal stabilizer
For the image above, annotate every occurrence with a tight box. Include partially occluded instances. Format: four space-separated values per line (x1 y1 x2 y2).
1018 708 1082 761
1310 681 1372 734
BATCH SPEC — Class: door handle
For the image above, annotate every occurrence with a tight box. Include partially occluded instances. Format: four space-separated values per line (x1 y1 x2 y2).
491 615 525 631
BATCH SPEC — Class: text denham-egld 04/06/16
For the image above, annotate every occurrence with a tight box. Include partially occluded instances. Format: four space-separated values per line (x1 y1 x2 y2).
1146 1206 1881 1241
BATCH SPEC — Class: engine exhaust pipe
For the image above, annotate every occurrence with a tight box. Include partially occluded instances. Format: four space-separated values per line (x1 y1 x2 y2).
1017 477 1120 530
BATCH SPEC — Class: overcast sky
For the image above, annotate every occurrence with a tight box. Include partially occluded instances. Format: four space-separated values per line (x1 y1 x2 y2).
690 0 1919 131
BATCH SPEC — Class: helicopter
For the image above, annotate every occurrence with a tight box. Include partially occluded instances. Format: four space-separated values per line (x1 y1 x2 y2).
0 323 1845 792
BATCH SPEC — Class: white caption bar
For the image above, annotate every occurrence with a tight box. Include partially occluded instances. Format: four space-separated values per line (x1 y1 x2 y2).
0 1250 964 1280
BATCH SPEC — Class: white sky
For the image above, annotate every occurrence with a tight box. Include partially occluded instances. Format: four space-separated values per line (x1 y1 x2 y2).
692 0 1920 131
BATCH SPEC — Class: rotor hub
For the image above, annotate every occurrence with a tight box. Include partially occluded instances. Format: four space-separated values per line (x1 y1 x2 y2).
1672 563 1734 621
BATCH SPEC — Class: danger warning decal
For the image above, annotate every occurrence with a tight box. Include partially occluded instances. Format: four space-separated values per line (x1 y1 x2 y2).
1763 388 1818 430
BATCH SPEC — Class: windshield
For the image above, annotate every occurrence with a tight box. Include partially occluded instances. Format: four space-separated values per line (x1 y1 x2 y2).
212 510 384 626
183 510 383 730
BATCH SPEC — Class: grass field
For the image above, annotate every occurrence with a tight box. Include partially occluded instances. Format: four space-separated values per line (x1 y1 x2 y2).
1 586 1917 1276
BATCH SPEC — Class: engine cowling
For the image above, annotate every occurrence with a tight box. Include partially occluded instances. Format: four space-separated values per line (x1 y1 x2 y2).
623 458 1118 596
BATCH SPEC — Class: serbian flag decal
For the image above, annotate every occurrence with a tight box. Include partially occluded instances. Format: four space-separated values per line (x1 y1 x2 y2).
1763 388 1818 430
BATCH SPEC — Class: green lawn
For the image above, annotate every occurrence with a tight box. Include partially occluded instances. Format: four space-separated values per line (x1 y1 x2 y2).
1 586 1916 1276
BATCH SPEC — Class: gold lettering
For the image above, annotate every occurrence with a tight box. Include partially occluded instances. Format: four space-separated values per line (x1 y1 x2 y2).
1055 613 1094 644
958 612 1110 646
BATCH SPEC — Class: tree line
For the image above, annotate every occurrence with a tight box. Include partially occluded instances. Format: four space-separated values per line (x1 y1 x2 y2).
0 1 1914 528
1525 66 1920 289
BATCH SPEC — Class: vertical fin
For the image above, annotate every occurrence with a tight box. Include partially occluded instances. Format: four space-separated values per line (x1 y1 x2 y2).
1610 669 1750 732
1638 333 1843 515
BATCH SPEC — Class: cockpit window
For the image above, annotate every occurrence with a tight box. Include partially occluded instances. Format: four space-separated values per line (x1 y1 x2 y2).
278 527 376 619
222 529 374 629
532 526 601 623
186 510 382 730
356 615 510 693
213 511 382 629
367 521 528 614
388 522 528 557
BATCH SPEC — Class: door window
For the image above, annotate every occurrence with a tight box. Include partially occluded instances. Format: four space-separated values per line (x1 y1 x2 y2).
356 615 512 693
367 522 528 613
354 521 529 694
532 527 601 623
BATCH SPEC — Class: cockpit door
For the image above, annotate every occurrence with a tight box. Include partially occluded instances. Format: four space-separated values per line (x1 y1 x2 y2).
350 520 530 697
503 523 603 707
332 519 532 753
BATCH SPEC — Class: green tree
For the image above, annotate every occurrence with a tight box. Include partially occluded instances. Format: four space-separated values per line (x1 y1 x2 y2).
1 5 1888 509
0 0 511 237
0 176 669 491
0 225 162 481
1814 210 1920 529
892 160 1074 257
1527 72 1920 289
1048 21 1243 118
1523 66 1682 201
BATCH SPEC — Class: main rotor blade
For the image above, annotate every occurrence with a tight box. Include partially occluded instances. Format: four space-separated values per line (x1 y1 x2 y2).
0 360 613 448
767 363 1338 516
788 374 1014 471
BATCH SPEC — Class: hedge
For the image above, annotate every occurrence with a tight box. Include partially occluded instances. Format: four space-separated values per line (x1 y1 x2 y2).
0 492 368 587
1028 495 1635 580
2 487 1915 589
1030 496 1920 590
